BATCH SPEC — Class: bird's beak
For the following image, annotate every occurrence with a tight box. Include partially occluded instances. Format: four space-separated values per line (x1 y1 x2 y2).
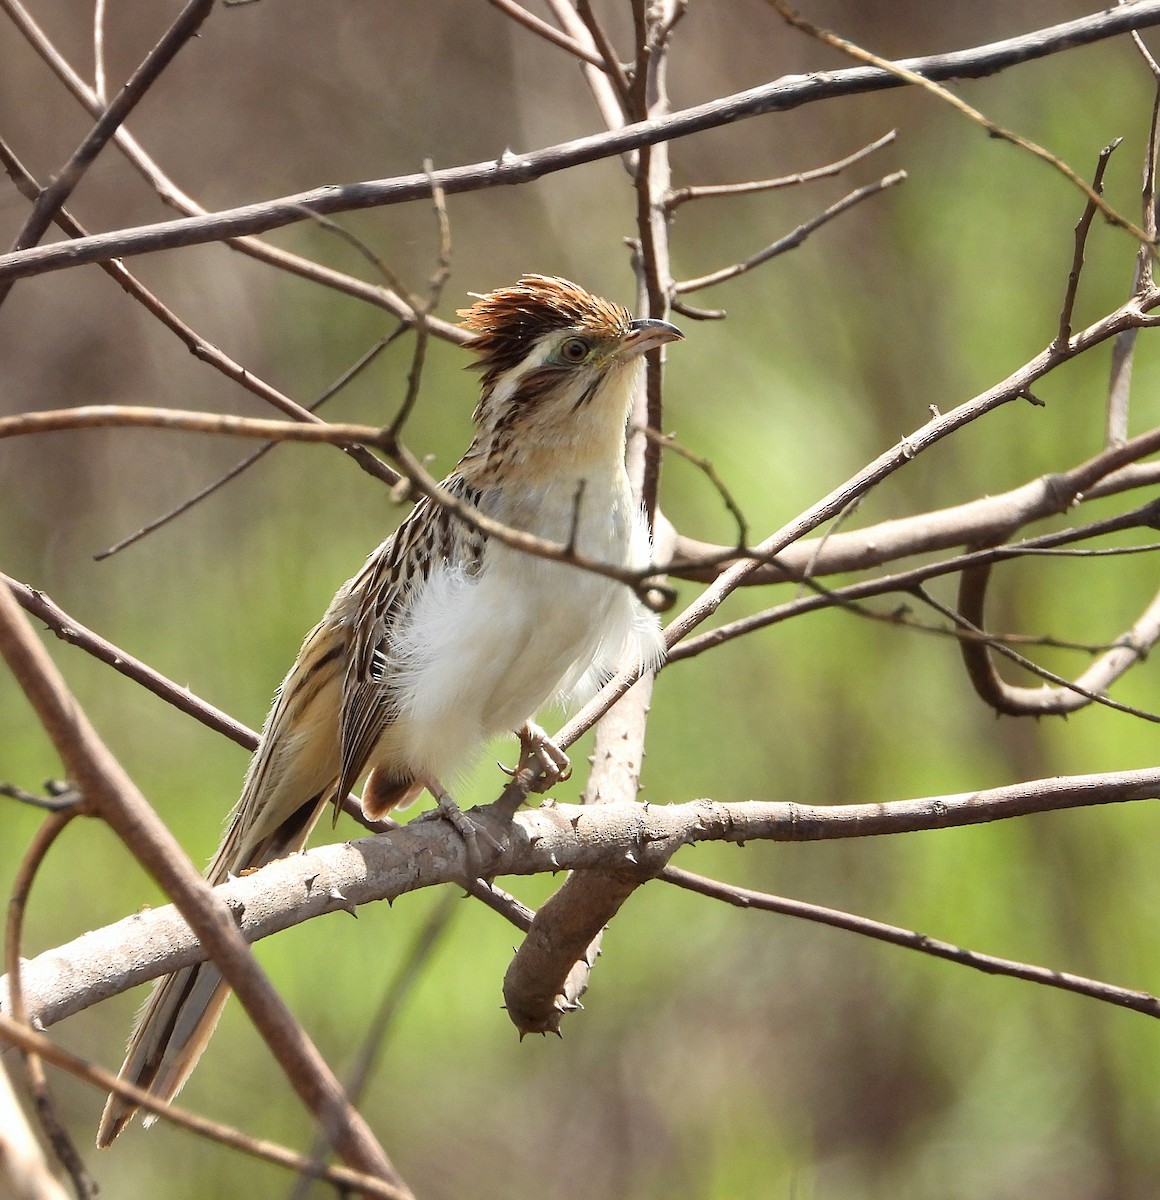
621 317 684 359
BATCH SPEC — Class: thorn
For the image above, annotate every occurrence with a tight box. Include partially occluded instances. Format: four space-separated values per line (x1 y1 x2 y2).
327 887 358 916
548 853 560 869
304 873 319 891
625 850 638 865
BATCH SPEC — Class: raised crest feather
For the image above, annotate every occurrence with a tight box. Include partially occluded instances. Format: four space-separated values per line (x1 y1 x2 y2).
458 275 631 384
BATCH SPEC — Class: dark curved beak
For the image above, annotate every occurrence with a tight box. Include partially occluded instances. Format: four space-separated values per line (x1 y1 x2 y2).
622 317 684 359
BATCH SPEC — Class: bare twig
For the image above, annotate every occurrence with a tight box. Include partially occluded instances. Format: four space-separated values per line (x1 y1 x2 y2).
1107 71 1160 445
7 4 1160 283
3 0 215 282
952 566 1160 718
0 1057 69 1200
5 810 95 1199
667 496 1160 664
662 866 1160 1019
666 129 896 208
674 169 906 294
0 0 467 340
0 1013 408 1199
94 329 406 560
767 0 1154 249
484 0 606 67
1053 139 1121 353
2 571 258 750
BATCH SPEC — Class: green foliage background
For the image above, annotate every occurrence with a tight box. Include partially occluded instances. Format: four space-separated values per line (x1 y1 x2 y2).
3 3 1160 1197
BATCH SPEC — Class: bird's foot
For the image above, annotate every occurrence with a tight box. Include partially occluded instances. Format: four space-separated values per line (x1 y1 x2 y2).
413 788 504 881
514 721 571 794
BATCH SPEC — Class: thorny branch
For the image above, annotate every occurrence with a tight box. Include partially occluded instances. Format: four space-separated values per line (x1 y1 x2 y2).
8 774 1160 1028
6 0 1160 1182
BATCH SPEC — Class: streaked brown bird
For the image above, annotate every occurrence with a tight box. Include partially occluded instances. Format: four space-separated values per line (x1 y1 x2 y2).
97 274 682 1144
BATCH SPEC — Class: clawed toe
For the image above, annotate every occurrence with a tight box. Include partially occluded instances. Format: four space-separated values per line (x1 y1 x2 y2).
517 721 572 792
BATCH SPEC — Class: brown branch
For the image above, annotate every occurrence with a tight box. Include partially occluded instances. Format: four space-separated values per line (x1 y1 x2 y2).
93 330 405 560
4 0 213 262
484 0 606 67
661 867 1160 1019
5 809 95 1198
1053 139 1121 354
0 133 403 504
574 0 633 105
666 496 1160 665
1107 65 1160 446
502 0 681 1034
0 0 467 341
0 1013 407 1199
0 582 407 1193
2 571 258 750
664 456 1160 589
6 3 1160 282
954 564 1160 717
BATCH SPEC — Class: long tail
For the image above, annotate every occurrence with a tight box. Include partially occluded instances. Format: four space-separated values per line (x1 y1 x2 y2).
97 613 348 1146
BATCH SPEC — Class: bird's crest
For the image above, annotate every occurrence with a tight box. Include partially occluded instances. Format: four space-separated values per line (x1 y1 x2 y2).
458 275 630 384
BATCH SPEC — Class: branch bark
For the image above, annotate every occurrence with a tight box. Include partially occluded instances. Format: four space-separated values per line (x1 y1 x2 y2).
4 3 1160 283
8 768 1160 1030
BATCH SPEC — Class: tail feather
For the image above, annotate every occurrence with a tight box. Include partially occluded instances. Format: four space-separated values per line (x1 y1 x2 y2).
96 963 229 1146
96 789 330 1145
97 585 355 1144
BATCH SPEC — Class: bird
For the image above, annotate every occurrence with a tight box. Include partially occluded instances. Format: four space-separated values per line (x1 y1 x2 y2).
97 274 683 1145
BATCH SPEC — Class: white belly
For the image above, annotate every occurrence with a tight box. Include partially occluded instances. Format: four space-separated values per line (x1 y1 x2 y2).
381 492 662 784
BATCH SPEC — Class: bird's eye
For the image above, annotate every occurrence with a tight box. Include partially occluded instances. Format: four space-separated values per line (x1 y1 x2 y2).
559 337 591 363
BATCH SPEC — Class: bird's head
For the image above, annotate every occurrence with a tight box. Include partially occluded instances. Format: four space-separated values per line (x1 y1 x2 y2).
458 275 682 462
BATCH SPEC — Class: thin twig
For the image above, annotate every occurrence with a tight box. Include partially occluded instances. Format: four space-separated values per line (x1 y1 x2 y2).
667 496 1160 664
661 867 1160 1019
674 170 906 293
8 3 1160 282
574 0 632 104
94 329 407 560
484 0 605 67
3 0 214 272
0 0 467 341
0 1013 408 1198
640 427 748 548
949 567 1160 720
1107 64 1160 445
5 810 95 1199
2 571 258 749
92 0 108 103
0 582 406 1189
1053 139 1121 353
666 129 897 209
767 0 1154 250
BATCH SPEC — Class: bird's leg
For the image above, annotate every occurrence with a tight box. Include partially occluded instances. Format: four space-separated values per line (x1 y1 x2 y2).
412 781 503 878
515 720 572 793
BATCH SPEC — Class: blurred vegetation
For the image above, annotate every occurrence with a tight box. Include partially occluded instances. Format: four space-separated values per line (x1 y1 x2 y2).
3 2 1160 1198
